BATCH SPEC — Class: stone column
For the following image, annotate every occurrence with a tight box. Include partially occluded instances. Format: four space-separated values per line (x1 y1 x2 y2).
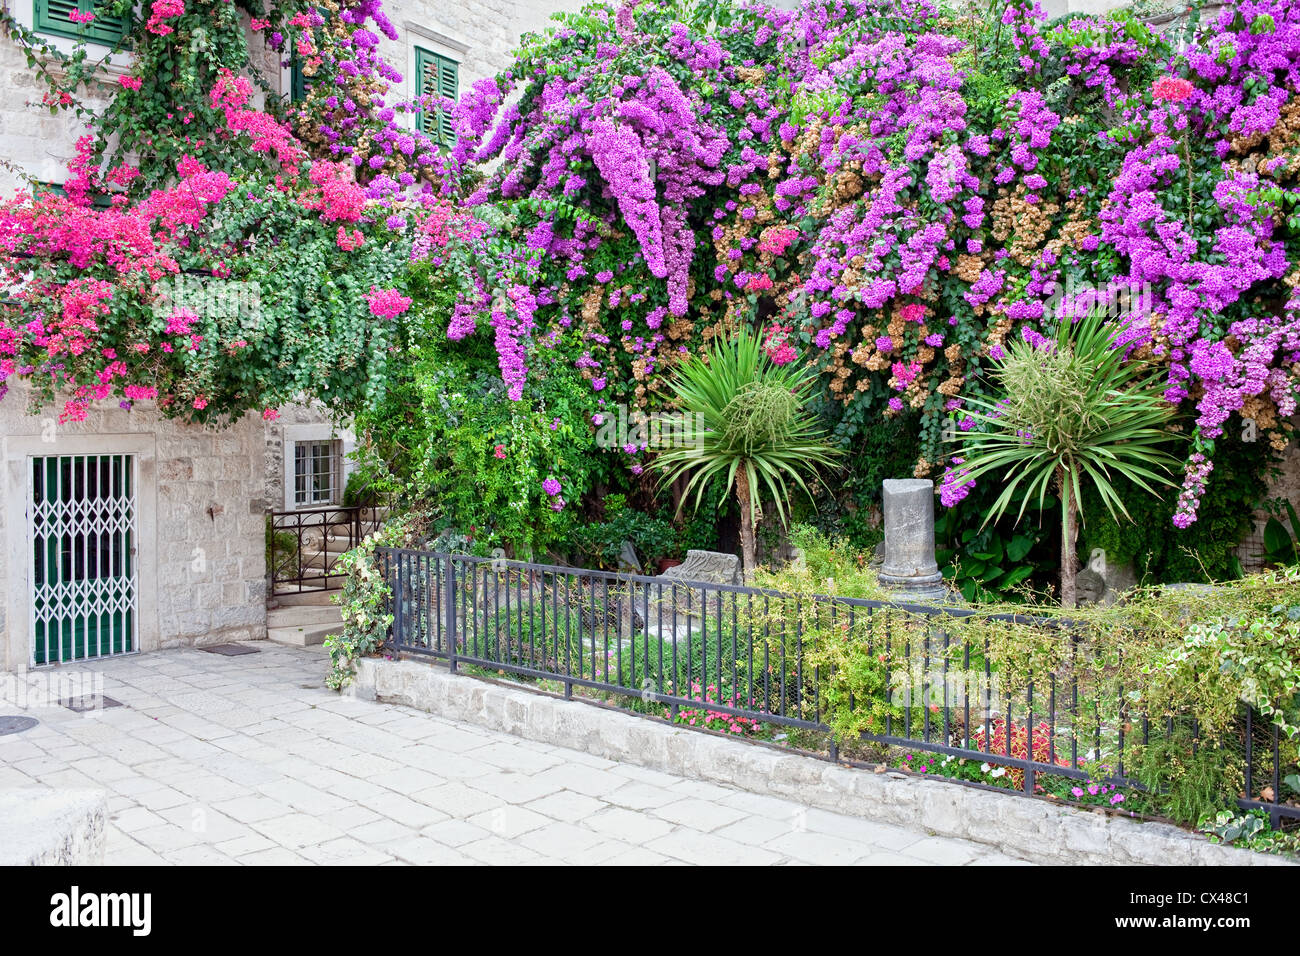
877 479 949 603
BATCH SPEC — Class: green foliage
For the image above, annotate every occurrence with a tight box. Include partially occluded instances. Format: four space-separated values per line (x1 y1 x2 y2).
353 266 604 558
753 524 889 601
955 310 1182 605
325 518 411 690
341 469 381 509
265 518 298 581
570 494 681 570
958 310 1181 529
1261 498 1300 567
654 327 842 535
1131 730 1236 827
936 517 1042 603
1200 809 1300 855
1080 430 1274 583
1146 599 1300 741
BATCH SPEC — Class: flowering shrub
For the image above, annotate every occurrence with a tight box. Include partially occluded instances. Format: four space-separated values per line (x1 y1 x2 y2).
673 682 765 736
0 0 480 425
972 717 1072 791
449 0 1298 528
5 0 1299 552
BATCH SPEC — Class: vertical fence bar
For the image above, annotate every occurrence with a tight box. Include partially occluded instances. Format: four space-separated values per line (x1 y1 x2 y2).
444 554 457 672
1024 677 1035 795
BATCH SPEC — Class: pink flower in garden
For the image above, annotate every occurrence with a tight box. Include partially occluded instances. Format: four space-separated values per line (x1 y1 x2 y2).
192 396 207 410
763 324 796 365
493 444 506 459
365 287 412 320
165 307 197 336
335 227 364 251
68 8 95 23
1152 76 1194 104
262 408 280 422
146 0 185 35
542 477 561 496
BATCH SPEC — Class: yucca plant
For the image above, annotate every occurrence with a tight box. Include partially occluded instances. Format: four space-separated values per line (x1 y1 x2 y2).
952 309 1182 608
653 326 841 582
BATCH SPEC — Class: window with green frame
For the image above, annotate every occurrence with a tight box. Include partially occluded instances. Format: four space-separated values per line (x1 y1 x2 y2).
35 0 130 45
34 181 114 209
290 55 308 103
288 7 325 103
415 47 458 147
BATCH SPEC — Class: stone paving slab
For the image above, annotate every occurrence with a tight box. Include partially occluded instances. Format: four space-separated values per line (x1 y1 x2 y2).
0 644 1029 866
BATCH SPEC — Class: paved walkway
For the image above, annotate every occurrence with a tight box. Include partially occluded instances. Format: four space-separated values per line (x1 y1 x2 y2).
0 644 1032 865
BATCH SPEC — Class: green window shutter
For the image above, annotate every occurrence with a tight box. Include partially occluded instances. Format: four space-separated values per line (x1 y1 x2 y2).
290 55 307 103
416 47 458 147
35 0 129 46
35 181 114 209
288 8 326 103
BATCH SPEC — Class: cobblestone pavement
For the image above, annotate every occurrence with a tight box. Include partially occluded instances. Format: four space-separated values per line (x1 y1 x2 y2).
0 644 1034 865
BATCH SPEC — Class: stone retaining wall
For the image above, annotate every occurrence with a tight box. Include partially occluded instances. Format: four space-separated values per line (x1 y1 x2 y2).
0 788 106 865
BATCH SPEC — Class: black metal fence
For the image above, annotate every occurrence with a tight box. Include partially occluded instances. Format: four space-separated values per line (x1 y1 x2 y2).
269 506 366 592
377 547 1299 826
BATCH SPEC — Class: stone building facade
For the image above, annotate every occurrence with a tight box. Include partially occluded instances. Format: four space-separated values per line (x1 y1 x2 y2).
0 386 268 672
0 2 582 668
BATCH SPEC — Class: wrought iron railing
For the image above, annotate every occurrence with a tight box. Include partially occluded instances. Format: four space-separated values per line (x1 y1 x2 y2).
377 548 1300 827
268 506 366 592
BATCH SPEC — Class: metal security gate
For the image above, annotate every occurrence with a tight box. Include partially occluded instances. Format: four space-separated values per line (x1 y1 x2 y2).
29 455 137 665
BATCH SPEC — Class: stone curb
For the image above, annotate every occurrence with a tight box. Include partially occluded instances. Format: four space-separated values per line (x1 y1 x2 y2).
0 788 107 865
350 657 1292 866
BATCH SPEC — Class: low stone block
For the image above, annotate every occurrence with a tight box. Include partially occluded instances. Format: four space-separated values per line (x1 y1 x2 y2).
0 788 107 865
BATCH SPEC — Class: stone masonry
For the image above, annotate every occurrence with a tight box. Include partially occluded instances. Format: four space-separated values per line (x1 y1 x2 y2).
0 385 268 671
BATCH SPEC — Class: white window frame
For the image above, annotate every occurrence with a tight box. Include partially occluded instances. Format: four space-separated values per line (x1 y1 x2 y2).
294 439 340 507
282 422 355 511
403 22 469 135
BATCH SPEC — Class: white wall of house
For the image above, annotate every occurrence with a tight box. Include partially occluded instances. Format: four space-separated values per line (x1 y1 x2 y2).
0 387 268 671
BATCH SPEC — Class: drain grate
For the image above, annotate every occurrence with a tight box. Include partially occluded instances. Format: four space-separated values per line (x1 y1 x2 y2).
61 695 124 713
0 715 39 735
200 643 260 656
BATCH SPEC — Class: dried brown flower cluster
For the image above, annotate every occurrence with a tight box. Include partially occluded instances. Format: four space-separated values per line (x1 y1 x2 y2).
990 185 1060 267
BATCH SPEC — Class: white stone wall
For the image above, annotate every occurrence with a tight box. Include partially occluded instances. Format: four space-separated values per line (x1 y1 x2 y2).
0 386 268 671
264 401 357 512
378 0 585 105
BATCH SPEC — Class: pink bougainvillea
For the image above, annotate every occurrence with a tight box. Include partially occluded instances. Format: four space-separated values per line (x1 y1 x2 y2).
364 287 412 320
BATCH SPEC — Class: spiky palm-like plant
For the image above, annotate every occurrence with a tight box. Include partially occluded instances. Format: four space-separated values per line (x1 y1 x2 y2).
953 310 1182 608
653 327 841 581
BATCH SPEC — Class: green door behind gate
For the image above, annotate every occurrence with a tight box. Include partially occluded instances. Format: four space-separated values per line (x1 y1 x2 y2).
30 455 136 664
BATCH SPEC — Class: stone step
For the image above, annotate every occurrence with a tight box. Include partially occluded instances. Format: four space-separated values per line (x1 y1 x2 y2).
267 621 342 647
271 586 342 605
268 605 342 628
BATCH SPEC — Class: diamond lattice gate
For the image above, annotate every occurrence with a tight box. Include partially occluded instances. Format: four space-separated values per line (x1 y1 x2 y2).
28 455 137 665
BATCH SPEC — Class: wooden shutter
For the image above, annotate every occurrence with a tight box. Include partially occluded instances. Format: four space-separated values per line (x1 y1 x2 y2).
416 47 458 147
36 0 130 46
